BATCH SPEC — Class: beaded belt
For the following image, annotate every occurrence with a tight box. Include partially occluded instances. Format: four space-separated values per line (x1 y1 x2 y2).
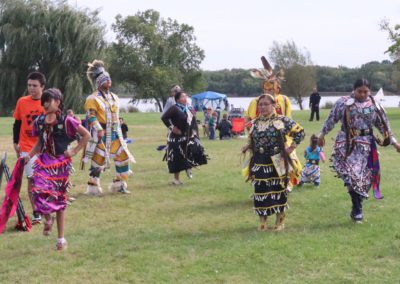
255 146 280 155
354 129 372 136
307 159 319 165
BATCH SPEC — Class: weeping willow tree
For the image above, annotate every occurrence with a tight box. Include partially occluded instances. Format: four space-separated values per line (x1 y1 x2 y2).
0 0 106 115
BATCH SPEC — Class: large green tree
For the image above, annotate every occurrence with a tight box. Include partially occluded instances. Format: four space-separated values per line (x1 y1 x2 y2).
381 20 400 93
269 40 312 70
108 9 205 111
381 20 400 60
268 40 316 109
0 0 105 115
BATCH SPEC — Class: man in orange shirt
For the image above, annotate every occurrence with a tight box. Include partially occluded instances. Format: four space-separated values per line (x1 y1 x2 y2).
13 72 46 224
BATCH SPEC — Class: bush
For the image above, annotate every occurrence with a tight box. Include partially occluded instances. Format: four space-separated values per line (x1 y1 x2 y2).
127 105 140 113
321 101 334 109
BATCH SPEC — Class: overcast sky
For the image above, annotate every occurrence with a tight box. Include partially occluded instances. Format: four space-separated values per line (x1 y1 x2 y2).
70 0 400 70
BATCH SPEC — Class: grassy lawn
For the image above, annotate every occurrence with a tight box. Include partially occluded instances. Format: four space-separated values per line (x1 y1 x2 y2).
1 109 400 283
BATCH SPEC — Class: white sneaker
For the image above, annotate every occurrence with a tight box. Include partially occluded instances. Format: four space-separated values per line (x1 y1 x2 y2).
171 179 183 185
109 180 130 194
56 239 68 251
186 169 193 179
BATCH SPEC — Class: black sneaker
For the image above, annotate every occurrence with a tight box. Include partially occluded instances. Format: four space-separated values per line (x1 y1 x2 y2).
350 212 363 224
32 212 42 225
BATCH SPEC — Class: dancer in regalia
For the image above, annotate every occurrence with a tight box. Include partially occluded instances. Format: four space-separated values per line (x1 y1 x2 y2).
161 92 208 185
28 88 90 250
318 79 400 223
242 94 305 231
298 134 325 187
247 56 302 187
82 60 136 195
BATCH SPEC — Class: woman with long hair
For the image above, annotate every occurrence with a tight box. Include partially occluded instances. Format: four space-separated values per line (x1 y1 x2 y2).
242 94 305 231
318 78 400 223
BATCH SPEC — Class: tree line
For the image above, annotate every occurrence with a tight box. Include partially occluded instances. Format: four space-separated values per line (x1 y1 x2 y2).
1 0 399 114
204 41 400 109
205 60 400 95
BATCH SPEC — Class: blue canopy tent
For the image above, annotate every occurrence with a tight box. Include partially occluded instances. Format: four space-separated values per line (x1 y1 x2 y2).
191 91 228 111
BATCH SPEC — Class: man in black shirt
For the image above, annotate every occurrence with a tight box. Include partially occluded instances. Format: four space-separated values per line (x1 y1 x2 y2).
309 87 321 121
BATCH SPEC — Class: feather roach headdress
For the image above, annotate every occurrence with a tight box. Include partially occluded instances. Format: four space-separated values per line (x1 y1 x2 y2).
250 56 284 94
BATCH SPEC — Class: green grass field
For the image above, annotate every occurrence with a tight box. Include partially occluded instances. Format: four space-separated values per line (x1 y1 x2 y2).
1 109 400 283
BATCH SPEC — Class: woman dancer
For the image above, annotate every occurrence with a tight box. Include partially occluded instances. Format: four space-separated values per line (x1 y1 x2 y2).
318 79 400 223
242 94 305 231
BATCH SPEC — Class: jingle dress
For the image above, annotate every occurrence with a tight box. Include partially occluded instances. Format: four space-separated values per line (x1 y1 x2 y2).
320 94 394 198
30 115 80 214
161 104 207 173
247 113 305 216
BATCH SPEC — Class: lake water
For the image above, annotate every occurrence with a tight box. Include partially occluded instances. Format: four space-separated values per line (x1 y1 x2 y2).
119 95 400 112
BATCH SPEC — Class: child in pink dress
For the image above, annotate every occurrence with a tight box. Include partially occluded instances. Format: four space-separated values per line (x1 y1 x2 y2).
27 88 90 250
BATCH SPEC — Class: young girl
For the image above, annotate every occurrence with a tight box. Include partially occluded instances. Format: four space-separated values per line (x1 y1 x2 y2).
208 112 218 140
318 79 400 223
298 134 325 187
26 88 90 250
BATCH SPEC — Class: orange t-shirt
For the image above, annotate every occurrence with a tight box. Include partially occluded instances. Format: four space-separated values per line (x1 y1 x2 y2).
13 95 44 152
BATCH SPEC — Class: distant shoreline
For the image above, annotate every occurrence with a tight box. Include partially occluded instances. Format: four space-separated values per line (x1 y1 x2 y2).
118 91 399 99
119 95 400 112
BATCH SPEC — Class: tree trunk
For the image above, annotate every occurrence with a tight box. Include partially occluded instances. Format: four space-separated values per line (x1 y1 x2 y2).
155 98 163 112
296 95 303 110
